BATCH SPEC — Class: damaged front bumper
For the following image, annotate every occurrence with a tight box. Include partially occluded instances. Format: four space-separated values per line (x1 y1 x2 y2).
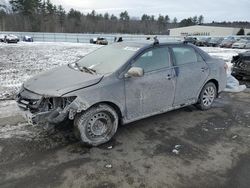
16 87 90 125
19 107 68 125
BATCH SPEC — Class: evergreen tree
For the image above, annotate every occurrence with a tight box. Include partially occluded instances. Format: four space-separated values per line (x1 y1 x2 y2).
192 16 198 24
10 0 41 15
120 11 130 21
237 28 245 35
198 15 204 24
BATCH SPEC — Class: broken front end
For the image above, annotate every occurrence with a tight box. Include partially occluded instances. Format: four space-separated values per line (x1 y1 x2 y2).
16 86 87 125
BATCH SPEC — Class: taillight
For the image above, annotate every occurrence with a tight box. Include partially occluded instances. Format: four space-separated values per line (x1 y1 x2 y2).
224 63 228 72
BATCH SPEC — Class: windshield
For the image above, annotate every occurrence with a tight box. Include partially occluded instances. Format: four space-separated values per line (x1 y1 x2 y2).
210 38 222 42
199 37 210 42
238 39 248 43
76 44 139 74
222 38 234 43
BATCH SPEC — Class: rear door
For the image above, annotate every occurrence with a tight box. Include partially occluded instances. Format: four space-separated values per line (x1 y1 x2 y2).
124 46 176 120
170 45 209 106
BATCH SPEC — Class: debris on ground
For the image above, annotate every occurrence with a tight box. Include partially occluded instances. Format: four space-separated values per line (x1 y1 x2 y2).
202 128 209 132
214 127 226 130
232 135 238 139
174 145 182 149
172 145 182 155
107 146 113 150
172 149 179 155
105 164 112 168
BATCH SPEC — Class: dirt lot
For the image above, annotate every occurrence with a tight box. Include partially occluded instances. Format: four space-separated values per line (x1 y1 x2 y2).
0 88 250 188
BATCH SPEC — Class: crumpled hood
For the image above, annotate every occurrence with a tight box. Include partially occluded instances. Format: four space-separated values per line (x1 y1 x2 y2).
24 65 103 96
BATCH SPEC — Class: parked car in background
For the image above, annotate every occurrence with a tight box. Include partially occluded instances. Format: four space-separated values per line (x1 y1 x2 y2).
232 39 250 49
4 34 19 43
23 36 33 42
184 37 197 44
195 37 211 46
0 34 5 42
231 51 250 79
220 38 237 48
90 37 108 45
207 37 224 47
17 41 227 146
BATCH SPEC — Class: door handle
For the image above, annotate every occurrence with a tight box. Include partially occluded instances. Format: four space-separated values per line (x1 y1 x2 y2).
166 74 174 80
201 67 209 72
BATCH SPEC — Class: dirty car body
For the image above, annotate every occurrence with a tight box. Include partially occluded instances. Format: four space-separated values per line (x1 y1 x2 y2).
17 41 227 146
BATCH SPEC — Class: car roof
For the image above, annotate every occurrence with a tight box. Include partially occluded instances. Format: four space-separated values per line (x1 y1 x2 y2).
110 40 211 61
111 40 183 49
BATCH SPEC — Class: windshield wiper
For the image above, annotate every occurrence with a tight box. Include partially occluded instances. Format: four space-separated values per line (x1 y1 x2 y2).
75 63 96 74
81 66 96 74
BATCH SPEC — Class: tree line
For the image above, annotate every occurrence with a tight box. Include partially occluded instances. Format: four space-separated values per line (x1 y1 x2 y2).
0 0 206 34
0 0 249 34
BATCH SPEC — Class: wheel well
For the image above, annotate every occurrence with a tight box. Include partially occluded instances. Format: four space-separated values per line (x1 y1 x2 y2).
92 101 122 121
206 79 219 94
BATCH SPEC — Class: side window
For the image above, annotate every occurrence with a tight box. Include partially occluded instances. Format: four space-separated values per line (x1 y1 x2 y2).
133 47 170 73
172 47 198 66
196 51 205 62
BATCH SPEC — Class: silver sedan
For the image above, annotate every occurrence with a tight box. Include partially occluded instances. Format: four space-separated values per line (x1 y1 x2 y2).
17 41 227 146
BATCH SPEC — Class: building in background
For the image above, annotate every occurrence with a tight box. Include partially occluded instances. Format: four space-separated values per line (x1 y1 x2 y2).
169 25 250 36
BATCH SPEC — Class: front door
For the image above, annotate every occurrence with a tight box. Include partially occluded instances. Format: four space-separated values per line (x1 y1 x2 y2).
124 46 176 121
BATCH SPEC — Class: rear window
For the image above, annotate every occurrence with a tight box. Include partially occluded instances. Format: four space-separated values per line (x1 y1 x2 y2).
172 47 199 65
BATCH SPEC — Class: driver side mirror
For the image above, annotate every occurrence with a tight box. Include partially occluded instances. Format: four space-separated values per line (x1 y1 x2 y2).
125 67 144 78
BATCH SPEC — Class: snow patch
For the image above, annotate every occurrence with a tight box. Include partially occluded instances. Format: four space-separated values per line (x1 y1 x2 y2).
0 123 33 139
0 42 100 100
0 100 22 118
224 75 246 93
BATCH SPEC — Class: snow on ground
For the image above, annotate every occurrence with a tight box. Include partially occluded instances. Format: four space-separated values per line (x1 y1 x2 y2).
0 100 22 118
0 122 32 139
0 42 100 100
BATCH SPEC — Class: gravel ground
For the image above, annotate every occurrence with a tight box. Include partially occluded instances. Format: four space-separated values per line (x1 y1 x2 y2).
0 91 250 188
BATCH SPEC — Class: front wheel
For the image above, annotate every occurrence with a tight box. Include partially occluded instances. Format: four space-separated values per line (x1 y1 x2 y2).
196 82 217 110
74 104 119 146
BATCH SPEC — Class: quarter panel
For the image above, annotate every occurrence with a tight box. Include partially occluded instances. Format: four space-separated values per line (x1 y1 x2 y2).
64 74 126 118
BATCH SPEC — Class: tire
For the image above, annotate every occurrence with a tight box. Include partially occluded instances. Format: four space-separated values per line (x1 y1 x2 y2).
196 82 217 110
74 104 119 146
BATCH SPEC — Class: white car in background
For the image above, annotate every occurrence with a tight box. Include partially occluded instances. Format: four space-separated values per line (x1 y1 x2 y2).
0 34 5 42
0 34 20 43
232 39 250 49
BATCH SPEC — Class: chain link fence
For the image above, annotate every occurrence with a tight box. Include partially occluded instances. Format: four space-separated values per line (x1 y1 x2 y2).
0 31 183 43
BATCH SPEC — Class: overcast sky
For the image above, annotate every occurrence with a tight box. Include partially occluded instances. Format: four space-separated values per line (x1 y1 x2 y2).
50 0 250 22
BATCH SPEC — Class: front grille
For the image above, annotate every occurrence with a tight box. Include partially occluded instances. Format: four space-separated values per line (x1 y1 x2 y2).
17 88 42 111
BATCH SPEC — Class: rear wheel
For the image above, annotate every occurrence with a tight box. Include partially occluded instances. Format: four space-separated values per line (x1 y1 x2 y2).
74 104 118 146
196 82 217 110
